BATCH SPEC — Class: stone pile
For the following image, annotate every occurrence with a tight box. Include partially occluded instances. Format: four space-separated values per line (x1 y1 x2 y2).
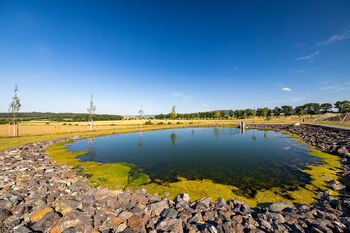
0 125 349 233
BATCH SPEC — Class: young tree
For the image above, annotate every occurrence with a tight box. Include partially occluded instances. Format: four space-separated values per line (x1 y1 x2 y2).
8 84 21 136
170 105 177 119
139 105 144 128
320 103 333 113
281 105 293 117
87 94 96 131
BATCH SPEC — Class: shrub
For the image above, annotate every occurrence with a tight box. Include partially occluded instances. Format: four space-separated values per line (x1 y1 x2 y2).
176 122 181 124
45 122 50 125
145 120 153 125
62 123 67 125
266 116 271 121
168 122 172 125
158 122 165 125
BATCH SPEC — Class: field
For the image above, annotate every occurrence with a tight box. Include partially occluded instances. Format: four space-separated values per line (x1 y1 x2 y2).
1 117 305 137
1 116 349 151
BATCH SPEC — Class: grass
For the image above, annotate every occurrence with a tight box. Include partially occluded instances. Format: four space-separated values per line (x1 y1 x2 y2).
0 124 198 151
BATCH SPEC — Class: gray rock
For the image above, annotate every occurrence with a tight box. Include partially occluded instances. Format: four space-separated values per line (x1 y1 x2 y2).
31 211 61 232
13 225 33 233
148 200 169 215
268 202 292 212
0 208 12 221
161 208 178 218
214 198 227 210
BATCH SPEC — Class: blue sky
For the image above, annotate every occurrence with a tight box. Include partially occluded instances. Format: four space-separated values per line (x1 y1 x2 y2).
1 0 350 115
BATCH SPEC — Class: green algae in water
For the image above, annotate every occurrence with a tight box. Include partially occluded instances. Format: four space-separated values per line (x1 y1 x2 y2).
48 127 341 206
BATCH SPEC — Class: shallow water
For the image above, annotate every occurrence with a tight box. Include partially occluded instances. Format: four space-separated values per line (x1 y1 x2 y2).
67 127 323 195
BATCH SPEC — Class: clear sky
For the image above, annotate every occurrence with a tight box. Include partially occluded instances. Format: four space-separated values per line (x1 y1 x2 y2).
1 0 350 115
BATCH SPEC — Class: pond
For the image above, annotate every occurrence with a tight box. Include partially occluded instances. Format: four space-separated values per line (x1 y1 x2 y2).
66 127 327 199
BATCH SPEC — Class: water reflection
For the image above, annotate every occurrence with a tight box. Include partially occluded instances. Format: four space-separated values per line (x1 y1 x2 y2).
252 129 256 143
88 138 96 161
240 126 246 134
138 132 143 148
214 127 220 139
170 133 177 147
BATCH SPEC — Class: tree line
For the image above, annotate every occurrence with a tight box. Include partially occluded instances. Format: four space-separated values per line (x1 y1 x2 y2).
154 101 350 120
0 112 123 123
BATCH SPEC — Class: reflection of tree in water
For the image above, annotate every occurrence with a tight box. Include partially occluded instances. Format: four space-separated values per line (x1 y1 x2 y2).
88 138 96 161
192 129 195 135
170 133 177 147
214 127 220 139
252 129 256 143
138 132 143 148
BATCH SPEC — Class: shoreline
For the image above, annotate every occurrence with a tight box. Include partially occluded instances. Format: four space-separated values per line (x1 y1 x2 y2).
0 124 349 232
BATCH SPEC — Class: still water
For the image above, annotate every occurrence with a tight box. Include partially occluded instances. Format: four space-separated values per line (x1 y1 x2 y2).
67 127 322 193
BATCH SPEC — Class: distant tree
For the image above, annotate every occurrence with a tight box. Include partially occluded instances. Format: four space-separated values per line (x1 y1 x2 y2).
256 108 269 119
335 100 350 113
214 110 220 119
281 105 293 117
87 94 96 131
229 109 234 119
8 84 21 136
320 103 332 113
170 105 177 119
273 107 281 117
294 106 304 120
139 105 144 127
245 109 254 118
303 103 321 116
220 111 226 119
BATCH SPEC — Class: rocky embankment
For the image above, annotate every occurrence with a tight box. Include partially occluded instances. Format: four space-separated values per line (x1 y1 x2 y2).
0 125 350 233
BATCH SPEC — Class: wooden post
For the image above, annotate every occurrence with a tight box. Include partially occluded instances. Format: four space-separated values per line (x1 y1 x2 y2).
8 121 11 137
17 122 19 137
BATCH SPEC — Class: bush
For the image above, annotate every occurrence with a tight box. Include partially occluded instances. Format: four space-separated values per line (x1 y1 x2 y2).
145 120 153 125
158 122 165 125
176 122 181 124
266 116 271 121
46 122 50 125
168 122 172 125
62 123 67 125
